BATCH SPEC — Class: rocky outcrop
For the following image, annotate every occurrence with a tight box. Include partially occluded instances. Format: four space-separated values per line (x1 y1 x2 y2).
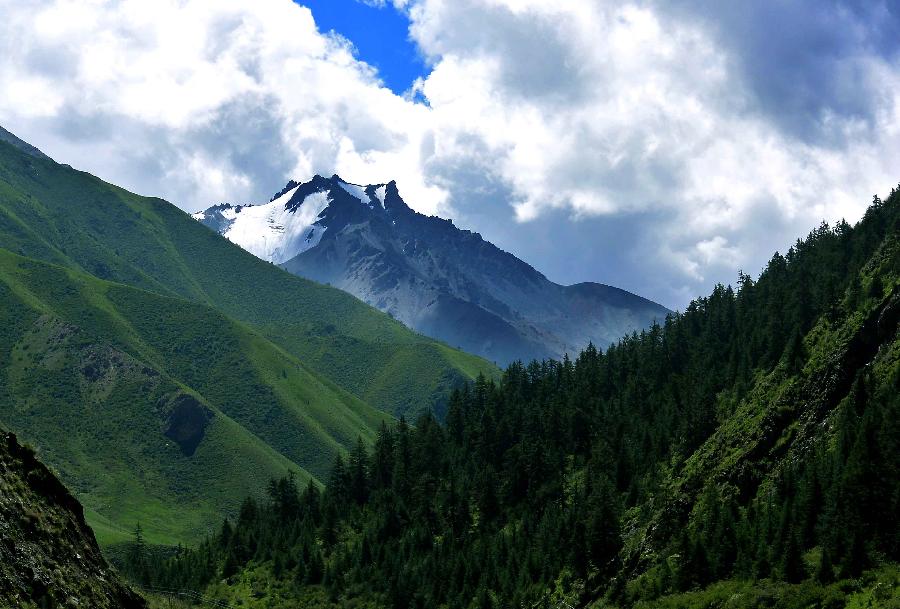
0 430 145 608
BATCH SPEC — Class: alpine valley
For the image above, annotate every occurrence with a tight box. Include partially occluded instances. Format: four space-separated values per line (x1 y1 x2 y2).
1 121 898 609
193 175 670 365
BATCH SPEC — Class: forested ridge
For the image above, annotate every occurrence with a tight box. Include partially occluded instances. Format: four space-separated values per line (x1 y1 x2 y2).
126 187 900 608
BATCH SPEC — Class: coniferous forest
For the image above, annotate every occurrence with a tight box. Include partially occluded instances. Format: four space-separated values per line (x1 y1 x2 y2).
125 187 900 607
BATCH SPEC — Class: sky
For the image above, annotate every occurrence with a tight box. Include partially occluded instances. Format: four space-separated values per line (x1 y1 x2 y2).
0 0 898 310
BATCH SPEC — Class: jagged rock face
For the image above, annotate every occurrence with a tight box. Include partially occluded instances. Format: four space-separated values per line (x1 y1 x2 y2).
0 430 145 608
194 175 670 364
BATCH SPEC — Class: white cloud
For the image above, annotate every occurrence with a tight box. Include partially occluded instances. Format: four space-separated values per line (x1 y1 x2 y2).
400 0 899 297
0 0 446 214
0 0 897 307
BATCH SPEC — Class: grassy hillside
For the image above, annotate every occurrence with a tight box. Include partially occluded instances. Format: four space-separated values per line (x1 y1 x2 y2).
0 248 397 545
0 135 496 419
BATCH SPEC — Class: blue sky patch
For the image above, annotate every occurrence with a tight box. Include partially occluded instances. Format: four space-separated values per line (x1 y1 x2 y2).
296 0 427 95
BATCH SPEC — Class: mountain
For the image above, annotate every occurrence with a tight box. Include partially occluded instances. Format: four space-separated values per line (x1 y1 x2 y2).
147 187 899 608
0 128 494 545
193 175 670 364
0 247 388 545
0 125 48 160
0 134 495 421
0 429 144 608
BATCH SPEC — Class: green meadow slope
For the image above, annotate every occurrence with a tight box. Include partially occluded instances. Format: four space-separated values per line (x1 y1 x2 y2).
0 248 397 545
0 134 496 420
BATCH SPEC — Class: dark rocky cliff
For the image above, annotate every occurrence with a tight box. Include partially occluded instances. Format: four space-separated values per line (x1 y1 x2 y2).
0 430 145 608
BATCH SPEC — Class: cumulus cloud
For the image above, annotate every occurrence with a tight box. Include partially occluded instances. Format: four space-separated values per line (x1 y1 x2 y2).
413 2 718 219
0 0 445 213
0 0 897 308
401 0 899 295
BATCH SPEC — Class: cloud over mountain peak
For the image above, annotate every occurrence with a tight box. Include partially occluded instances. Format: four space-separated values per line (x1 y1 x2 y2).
1 0 897 307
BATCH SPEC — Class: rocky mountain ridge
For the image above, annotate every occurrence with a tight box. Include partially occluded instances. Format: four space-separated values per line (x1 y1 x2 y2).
194 175 670 364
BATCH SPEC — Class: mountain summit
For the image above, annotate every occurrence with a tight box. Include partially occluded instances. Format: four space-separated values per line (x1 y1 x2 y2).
194 175 670 364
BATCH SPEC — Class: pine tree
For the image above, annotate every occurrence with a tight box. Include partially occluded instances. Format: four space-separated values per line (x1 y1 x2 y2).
816 546 834 584
218 518 233 549
349 436 370 505
583 475 621 578
868 274 884 299
328 453 350 507
780 532 806 583
127 523 150 585
782 328 805 374
371 422 395 491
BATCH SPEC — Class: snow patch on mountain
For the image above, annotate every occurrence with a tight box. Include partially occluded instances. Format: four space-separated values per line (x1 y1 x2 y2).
336 180 370 206
373 185 387 208
219 186 329 264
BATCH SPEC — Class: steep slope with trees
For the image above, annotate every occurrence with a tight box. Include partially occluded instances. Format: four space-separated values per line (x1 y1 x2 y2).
137 187 900 608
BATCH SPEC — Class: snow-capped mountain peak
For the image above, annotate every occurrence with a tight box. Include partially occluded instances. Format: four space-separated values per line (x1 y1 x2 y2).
193 175 669 365
191 174 409 265
328 175 400 212
192 180 334 264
